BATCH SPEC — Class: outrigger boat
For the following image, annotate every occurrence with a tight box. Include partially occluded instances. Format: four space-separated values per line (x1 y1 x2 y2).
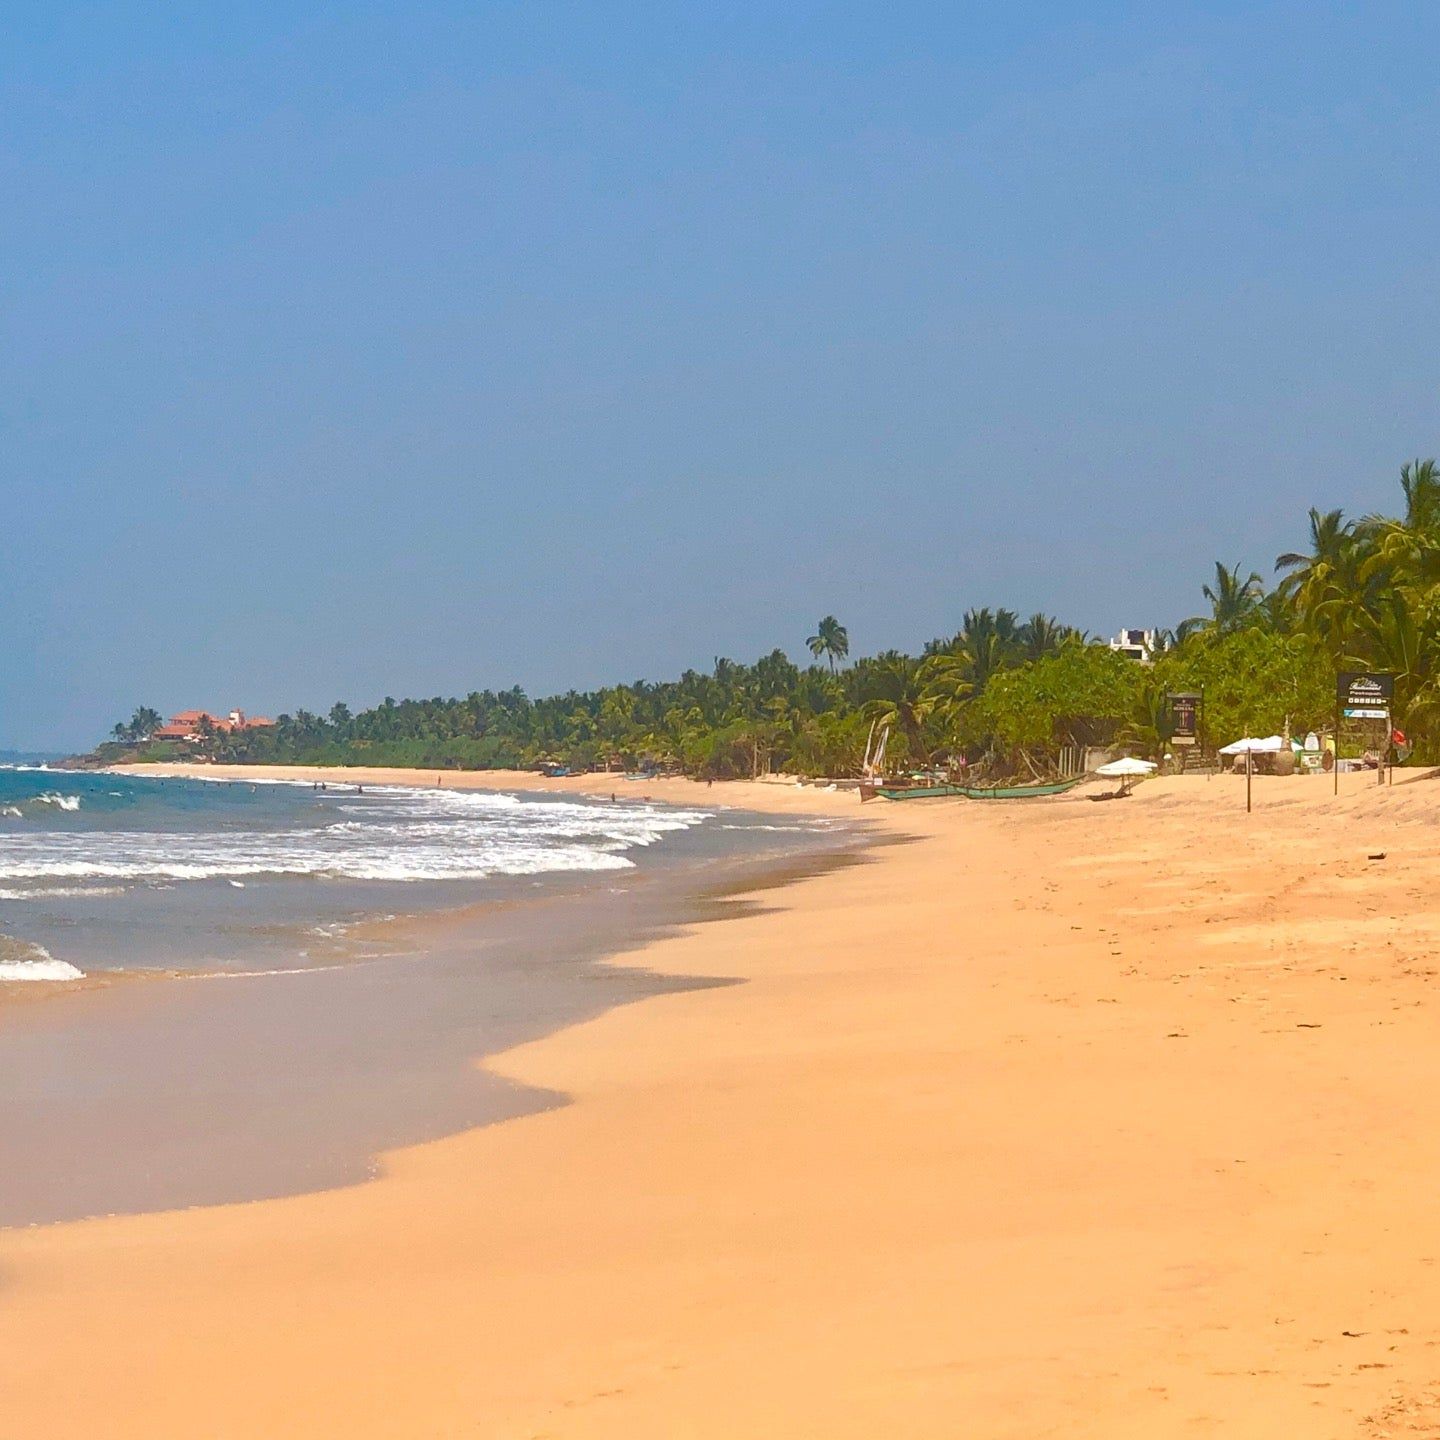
857 718 1087 800
860 775 1086 802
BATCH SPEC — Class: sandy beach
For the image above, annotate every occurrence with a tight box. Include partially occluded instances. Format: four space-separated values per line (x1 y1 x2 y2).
4 763 1440 1436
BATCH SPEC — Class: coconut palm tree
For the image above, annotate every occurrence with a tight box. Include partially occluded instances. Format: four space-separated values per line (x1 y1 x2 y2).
1275 508 1353 604
1361 459 1440 593
1365 458 1440 537
918 648 976 738
1345 588 1434 704
1017 613 1074 661
860 653 934 766
806 616 849 672
1187 561 1265 634
114 706 164 742
926 608 1024 693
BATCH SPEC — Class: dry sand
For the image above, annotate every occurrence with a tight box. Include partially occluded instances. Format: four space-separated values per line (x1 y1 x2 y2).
4 764 1440 1436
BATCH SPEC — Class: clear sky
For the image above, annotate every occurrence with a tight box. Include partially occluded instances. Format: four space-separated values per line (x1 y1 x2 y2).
5 2 1439 749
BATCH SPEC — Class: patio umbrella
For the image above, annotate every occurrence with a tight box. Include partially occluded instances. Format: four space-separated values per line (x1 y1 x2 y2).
1093 756 1156 797
1218 735 1285 755
1094 758 1157 778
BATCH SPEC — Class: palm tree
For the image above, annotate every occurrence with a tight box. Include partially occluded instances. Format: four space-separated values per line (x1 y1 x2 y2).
328 702 353 741
1017 613 1074 661
925 608 1024 692
192 712 218 759
1360 459 1440 592
860 653 934 766
1272 506 1367 650
806 616 849 672
1276 508 1352 598
1187 561 1265 634
917 649 975 741
1345 588 1433 702
1367 458 1440 536
112 706 163 743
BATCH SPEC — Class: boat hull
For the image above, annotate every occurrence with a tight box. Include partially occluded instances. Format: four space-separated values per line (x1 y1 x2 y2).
870 776 1085 801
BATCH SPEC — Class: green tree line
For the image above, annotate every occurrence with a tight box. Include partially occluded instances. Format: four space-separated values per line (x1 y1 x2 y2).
107 462 1440 778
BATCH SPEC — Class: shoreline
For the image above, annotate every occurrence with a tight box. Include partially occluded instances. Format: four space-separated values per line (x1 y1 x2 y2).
106 758 864 815
0 780 867 1227
5 770 1440 1432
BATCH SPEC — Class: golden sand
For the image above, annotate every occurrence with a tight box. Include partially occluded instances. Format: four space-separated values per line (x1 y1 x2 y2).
3 764 1439 1436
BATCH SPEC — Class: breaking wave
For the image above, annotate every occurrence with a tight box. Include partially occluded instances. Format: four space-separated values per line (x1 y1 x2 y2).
0 789 713 887
0 938 84 982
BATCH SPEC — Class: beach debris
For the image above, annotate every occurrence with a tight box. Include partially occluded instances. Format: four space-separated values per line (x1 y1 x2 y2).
1368 852 1387 861
1296 1022 1322 1029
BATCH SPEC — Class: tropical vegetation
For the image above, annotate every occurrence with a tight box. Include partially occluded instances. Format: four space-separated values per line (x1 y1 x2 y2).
99 461 1440 778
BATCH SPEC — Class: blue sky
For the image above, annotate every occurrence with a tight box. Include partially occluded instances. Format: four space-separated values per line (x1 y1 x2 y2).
4 3 1439 748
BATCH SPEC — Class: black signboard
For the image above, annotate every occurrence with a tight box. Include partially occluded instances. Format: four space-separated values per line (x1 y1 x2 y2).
1337 671 1394 718
1168 691 1201 744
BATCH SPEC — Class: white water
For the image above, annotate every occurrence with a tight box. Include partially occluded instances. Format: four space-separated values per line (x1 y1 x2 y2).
0 787 712 886
0 941 84 982
0 781 737 981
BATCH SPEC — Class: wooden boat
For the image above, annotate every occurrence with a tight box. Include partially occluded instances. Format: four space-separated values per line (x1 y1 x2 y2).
955 776 1085 800
868 775 1085 802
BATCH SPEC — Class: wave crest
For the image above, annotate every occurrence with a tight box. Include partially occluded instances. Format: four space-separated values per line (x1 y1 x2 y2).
0 938 84 982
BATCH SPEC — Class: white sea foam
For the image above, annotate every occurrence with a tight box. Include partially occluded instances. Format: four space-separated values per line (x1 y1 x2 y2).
0 885 127 900
718 822 822 832
188 963 351 980
0 944 84 982
0 791 714 887
35 793 81 811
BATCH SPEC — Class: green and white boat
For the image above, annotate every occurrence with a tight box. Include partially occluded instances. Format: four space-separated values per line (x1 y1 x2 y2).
862 775 1086 802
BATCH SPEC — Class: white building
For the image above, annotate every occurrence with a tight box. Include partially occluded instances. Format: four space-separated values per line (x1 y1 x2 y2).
1108 628 1157 662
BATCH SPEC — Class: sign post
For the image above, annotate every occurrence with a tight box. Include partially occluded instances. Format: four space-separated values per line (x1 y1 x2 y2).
1335 671 1395 793
1165 689 1204 775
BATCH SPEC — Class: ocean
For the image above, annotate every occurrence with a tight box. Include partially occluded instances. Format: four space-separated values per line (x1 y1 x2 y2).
0 767 830 983
0 766 862 1225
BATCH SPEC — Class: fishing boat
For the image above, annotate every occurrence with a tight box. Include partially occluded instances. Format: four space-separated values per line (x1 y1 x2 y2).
865 775 1085 802
954 776 1086 800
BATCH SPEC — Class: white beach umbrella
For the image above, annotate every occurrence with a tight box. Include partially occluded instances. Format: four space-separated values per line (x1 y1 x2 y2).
1094 757 1157 778
1218 735 1285 755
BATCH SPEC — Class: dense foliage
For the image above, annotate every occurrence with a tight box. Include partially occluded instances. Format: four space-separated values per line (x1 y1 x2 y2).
104 461 1440 777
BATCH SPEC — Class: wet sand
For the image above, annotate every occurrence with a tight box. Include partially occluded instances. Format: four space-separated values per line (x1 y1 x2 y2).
6 768 1440 1435
0 833 864 1227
